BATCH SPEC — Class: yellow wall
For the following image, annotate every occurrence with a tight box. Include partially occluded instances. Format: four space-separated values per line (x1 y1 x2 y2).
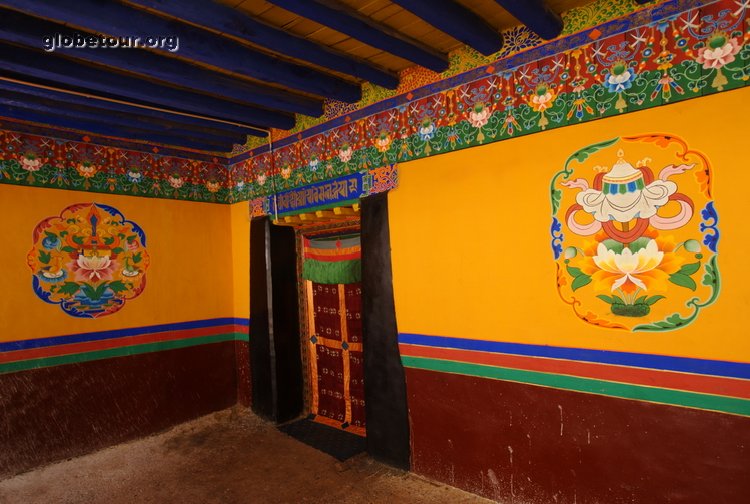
389 87 750 363
230 201 250 320
0 185 248 341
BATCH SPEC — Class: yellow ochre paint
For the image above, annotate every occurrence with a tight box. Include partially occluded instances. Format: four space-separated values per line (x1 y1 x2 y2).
389 87 750 364
0 186 248 341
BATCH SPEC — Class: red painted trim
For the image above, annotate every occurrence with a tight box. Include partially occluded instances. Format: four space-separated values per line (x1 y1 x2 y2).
305 252 361 261
399 344 750 400
0 324 247 364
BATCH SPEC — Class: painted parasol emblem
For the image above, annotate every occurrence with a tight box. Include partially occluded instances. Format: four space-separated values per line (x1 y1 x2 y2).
550 134 719 331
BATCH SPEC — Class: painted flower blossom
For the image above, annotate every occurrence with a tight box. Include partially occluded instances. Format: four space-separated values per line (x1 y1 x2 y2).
529 84 556 112
280 166 291 179
592 240 664 292
309 156 319 171
127 170 142 183
42 235 60 250
168 175 184 189
256 173 267 186
77 162 97 178
21 155 42 172
71 254 117 282
418 119 435 141
696 34 742 69
375 132 392 153
604 62 637 93
468 103 490 128
206 180 221 193
338 144 353 163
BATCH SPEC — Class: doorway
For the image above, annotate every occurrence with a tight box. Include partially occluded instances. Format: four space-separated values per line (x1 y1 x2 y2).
302 231 366 436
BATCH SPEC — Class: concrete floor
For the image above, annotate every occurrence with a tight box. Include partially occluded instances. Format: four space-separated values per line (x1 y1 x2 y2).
0 408 489 504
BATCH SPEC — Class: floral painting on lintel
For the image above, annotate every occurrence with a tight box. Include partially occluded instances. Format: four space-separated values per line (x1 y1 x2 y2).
27 203 150 318
550 134 719 331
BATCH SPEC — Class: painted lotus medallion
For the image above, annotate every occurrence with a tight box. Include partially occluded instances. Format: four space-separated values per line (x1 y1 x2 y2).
550 134 719 331
27 203 150 318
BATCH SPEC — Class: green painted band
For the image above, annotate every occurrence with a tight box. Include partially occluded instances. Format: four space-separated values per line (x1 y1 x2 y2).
0 332 248 375
401 356 750 417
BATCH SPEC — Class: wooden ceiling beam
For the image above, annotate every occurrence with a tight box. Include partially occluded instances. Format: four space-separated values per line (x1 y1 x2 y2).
0 83 249 146
0 41 291 131
124 0 400 90
266 0 450 73
0 0 362 103
0 70 268 137
492 0 563 40
0 103 231 152
390 0 503 56
0 10 322 119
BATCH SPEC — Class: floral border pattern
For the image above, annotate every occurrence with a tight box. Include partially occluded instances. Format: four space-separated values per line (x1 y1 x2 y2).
237 0 748 203
0 129 230 203
1 0 747 205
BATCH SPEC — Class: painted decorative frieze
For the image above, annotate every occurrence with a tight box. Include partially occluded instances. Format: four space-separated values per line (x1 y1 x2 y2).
550 134 719 331
0 130 228 203
27 203 150 318
240 0 747 201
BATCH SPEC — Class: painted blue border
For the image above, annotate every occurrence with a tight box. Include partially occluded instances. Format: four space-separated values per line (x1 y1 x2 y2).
0 317 251 352
398 333 750 380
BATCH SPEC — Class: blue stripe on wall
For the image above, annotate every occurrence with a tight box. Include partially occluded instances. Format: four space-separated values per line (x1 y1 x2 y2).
0 318 251 352
398 333 750 380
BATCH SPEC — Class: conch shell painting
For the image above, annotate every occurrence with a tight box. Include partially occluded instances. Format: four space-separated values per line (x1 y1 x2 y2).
550 134 719 331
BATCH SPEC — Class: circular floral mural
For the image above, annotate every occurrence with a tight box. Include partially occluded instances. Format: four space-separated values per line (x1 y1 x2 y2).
27 203 150 318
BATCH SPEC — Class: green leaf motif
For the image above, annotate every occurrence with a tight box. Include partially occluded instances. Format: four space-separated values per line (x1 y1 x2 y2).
566 137 620 167
551 188 562 214
596 294 615 304
103 236 115 245
566 265 584 277
628 237 650 252
635 313 693 331
108 280 128 293
44 231 57 239
645 295 666 306
72 235 84 245
112 247 124 255
58 282 80 295
676 262 701 276
669 273 697 291
132 252 142 264
80 282 109 301
38 250 51 264
61 246 76 252
602 239 624 254
571 274 592 291
635 295 648 305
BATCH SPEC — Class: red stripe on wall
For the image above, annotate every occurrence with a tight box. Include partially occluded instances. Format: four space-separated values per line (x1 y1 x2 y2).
305 252 361 261
0 324 247 365
399 344 750 400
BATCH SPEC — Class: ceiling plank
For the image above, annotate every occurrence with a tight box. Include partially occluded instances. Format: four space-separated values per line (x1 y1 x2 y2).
0 71 268 137
124 0 400 89
266 0 450 72
0 0 362 102
0 80 252 144
389 0 503 55
0 104 233 152
492 0 563 40
0 9 323 118
0 41 294 130
0 91 245 148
